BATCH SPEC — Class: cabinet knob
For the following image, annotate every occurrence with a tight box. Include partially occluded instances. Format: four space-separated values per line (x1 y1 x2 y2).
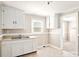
13 21 17 24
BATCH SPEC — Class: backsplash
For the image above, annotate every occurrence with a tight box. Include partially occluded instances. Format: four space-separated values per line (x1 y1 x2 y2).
2 29 27 34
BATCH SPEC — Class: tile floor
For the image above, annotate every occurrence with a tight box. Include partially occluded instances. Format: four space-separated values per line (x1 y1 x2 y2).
20 46 77 57
64 41 77 55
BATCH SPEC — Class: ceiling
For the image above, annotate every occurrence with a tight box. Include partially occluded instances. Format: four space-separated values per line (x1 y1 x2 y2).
2 1 79 16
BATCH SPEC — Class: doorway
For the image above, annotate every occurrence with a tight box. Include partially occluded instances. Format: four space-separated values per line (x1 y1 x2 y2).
61 12 78 56
62 20 77 55
63 21 70 42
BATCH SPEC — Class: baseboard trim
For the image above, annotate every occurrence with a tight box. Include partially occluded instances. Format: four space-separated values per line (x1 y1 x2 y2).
37 44 62 50
48 44 78 56
48 44 63 50
17 51 37 57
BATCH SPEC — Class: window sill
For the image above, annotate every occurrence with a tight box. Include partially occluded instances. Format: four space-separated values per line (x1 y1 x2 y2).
31 32 48 35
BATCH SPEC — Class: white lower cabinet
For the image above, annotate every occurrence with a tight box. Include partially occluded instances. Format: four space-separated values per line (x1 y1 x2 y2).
23 40 33 54
32 38 38 51
0 39 37 57
1 41 12 57
12 41 24 57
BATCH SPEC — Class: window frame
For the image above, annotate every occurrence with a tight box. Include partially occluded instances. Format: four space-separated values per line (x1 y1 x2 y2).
31 19 44 34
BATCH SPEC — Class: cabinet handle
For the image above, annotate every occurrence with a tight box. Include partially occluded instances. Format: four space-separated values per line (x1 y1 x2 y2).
15 21 17 24
13 21 15 24
13 21 17 24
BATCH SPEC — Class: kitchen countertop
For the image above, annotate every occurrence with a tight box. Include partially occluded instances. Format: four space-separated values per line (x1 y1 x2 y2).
0 35 37 41
0 38 36 42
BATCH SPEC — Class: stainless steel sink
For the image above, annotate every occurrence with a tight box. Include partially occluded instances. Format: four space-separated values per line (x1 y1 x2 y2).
11 35 37 40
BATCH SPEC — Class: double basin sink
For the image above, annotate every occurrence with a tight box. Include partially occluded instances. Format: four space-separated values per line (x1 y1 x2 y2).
11 35 37 40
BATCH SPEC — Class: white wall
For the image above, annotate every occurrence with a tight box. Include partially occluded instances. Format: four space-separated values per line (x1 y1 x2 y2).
48 13 62 48
49 29 61 48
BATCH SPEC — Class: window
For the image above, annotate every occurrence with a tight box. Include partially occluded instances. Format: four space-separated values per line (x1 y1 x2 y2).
32 20 43 33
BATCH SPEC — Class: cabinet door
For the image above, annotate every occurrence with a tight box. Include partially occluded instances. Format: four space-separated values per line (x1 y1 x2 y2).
12 41 24 56
0 5 2 29
1 41 12 57
32 39 38 51
14 9 25 29
23 39 33 54
37 37 44 48
2 6 16 29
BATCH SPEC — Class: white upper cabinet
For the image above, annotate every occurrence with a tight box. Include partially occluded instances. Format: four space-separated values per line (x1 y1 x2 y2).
14 8 25 29
0 5 2 29
2 6 15 29
2 5 25 29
